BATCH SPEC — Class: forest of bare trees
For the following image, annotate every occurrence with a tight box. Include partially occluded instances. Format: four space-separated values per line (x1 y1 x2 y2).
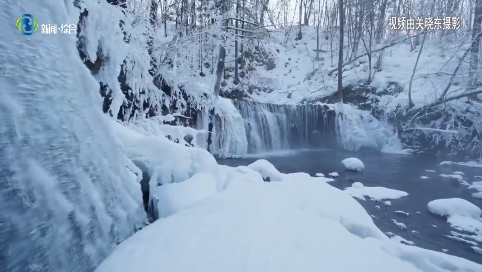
139 0 482 103
92 0 482 140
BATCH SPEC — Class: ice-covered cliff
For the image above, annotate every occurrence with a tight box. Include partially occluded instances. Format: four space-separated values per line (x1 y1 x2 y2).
0 1 146 271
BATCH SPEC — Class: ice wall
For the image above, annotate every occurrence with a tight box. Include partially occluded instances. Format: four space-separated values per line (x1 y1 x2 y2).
0 1 146 271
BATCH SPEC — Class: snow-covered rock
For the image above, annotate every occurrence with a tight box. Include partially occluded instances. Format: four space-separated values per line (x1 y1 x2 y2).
439 174 464 182
112 121 218 196
392 220 407 230
328 172 339 177
315 172 325 177
341 157 365 171
428 198 481 219
352 182 364 189
427 198 482 248
420 176 429 179
344 184 408 201
247 159 283 181
152 173 218 218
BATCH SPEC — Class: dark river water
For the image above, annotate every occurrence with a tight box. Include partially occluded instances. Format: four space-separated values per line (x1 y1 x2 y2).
217 149 482 264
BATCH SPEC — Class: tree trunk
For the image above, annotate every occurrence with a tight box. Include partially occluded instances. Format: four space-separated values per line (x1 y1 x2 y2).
337 0 344 103
408 31 428 108
296 0 303 40
304 0 314 25
234 0 239 83
316 0 322 59
468 0 482 97
207 0 228 153
163 0 168 37
375 0 388 44
148 0 158 76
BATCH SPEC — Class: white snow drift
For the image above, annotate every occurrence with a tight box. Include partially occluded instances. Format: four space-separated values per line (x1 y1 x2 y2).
96 124 482 271
342 157 365 171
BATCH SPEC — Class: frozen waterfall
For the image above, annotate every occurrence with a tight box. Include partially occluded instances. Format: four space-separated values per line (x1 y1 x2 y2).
197 99 336 158
0 2 146 272
234 101 336 154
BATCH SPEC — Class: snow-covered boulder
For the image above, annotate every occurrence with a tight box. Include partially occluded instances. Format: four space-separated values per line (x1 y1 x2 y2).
342 158 365 171
152 173 218 218
345 183 409 201
352 182 364 189
247 159 283 181
222 166 264 190
329 172 339 177
428 198 481 219
427 198 482 247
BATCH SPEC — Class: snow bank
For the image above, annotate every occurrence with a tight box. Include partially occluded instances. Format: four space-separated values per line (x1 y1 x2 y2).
247 159 284 181
469 181 482 199
428 198 482 249
345 183 409 201
428 198 481 220
440 161 482 168
220 166 265 190
97 171 482 272
110 121 219 213
112 121 217 187
342 157 365 171
152 173 217 218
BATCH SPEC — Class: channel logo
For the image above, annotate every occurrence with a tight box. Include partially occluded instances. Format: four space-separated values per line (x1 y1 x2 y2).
16 14 39 35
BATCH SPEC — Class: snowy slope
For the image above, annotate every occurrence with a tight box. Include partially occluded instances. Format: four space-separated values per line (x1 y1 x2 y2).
97 122 481 271
95 130 482 271
238 26 477 107
0 1 146 271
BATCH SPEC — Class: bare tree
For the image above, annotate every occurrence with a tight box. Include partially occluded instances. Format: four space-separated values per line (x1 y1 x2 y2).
207 0 228 152
337 0 344 103
467 0 482 98
296 0 303 40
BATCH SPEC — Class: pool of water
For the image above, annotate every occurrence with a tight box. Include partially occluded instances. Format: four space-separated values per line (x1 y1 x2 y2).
217 149 482 264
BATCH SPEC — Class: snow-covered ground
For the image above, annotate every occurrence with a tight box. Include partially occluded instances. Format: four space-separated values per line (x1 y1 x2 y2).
96 123 482 271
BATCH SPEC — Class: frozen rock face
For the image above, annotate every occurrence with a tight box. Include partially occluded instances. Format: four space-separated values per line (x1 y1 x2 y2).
0 1 146 271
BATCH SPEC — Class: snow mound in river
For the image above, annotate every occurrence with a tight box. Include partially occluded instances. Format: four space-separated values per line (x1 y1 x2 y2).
342 157 365 171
